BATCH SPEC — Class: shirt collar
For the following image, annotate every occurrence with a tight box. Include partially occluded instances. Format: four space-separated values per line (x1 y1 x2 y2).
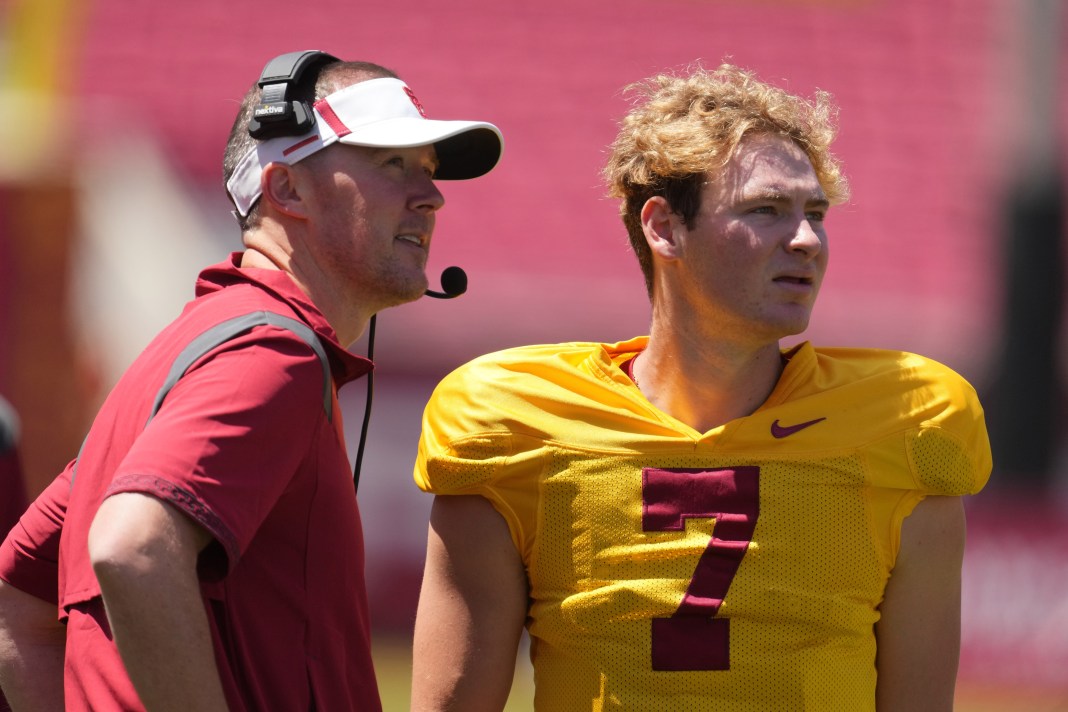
194 252 373 385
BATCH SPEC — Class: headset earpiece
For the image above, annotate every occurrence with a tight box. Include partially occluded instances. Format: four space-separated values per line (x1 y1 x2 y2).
248 50 340 140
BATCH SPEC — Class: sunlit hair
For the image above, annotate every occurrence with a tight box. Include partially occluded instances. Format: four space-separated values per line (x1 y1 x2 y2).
603 63 850 297
221 61 399 233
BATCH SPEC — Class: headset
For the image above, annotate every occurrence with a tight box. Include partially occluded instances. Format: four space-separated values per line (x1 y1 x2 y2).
245 51 468 494
248 50 340 140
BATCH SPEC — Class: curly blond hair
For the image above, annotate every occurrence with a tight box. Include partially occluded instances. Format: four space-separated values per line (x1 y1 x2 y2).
603 63 850 297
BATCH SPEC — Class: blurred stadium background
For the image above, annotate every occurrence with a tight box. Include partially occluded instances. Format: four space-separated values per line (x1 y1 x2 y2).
0 0 1065 708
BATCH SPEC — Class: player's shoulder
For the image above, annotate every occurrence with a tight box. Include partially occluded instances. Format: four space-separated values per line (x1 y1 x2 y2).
426 341 619 435
808 346 978 399
810 345 961 376
799 346 991 495
441 341 609 386
472 340 610 364
795 344 986 435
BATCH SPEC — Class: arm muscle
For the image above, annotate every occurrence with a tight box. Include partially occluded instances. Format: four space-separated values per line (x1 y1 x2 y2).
88 492 229 711
875 495 966 711
0 579 65 711
411 495 528 712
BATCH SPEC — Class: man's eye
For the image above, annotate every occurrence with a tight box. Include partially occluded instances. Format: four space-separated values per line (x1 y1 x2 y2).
806 211 826 222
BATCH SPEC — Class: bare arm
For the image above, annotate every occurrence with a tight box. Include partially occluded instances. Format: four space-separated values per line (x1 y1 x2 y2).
0 467 71 710
0 579 65 711
875 495 966 712
411 495 529 712
88 492 229 711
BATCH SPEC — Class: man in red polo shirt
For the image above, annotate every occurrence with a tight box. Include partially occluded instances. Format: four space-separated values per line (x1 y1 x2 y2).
0 51 501 711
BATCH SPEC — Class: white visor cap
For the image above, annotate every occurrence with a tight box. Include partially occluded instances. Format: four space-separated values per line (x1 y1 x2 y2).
226 77 503 217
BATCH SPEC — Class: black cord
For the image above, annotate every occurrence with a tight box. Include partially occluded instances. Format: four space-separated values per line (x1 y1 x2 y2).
352 313 375 494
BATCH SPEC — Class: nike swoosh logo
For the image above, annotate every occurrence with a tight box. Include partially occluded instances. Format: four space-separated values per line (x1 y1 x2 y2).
771 417 826 438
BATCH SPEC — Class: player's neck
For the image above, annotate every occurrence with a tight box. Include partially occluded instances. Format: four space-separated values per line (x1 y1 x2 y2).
637 321 784 433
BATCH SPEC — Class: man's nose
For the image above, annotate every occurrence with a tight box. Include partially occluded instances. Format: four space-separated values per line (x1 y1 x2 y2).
788 218 823 258
412 175 445 213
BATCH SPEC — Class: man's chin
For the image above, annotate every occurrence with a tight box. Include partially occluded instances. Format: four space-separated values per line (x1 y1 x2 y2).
382 279 430 309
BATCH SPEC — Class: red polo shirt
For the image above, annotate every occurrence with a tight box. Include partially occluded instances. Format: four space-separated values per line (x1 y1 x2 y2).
0 255 380 711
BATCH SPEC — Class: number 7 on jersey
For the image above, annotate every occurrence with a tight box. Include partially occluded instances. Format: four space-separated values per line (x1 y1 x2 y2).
642 466 760 671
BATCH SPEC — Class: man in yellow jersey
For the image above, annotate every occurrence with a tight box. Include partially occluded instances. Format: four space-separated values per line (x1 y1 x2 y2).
410 64 991 711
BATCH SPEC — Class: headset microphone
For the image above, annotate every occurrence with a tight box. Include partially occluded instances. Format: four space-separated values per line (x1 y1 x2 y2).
425 266 468 299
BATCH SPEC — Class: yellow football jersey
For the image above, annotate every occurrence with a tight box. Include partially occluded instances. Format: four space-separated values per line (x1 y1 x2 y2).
414 337 992 711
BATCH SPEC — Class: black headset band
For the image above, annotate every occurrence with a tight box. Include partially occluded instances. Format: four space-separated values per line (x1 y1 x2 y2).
247 50 341 140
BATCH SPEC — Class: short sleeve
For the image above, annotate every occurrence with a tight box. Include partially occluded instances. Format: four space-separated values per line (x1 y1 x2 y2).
414 361 516 496
0 464 72 605
105 326 330 577
414 364 544 563
906 365 993 497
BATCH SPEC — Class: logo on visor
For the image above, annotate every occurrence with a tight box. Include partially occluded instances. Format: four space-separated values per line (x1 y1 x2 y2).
404 87 428 118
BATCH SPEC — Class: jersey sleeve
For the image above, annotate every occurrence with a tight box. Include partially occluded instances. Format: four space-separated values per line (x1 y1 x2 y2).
903 359 992 497
0 463 72 605
416 359 516 494
861 353 992 502
414 360 544 563
104 326 330 579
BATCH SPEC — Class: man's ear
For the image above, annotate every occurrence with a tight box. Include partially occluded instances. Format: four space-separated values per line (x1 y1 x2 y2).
260 163 308 219
640 196 683 260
